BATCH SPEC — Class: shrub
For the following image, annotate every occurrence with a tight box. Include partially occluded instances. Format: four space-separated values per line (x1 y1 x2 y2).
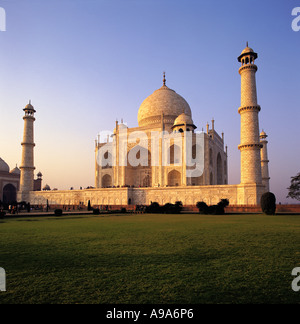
93 208 100 215
196 202 208 214
196 199 229 215
121 208 127 214
261 192 276 215
162 203 174 214
145 202 160 214
175 201 183 214
54 209 63 216
0 211 6 219
219 199 229 208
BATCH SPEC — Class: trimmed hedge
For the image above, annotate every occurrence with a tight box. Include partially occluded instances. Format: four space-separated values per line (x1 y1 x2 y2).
93 208 100 215
145 202 183 214
261 192 276 215
54 209 63 216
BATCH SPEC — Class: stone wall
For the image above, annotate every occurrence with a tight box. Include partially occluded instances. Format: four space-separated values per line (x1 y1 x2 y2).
27 183 266 207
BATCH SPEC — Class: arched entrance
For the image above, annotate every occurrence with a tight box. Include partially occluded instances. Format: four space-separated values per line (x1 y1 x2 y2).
168 170 181 187
168 144 181 165
102 174 112 188
125 146 152 187
3 184 17 204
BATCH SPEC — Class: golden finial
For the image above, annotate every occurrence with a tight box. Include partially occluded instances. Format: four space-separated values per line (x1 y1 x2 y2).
163 72 166 86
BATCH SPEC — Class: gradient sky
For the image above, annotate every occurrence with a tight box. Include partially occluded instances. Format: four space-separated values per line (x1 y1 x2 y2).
0 0 299 203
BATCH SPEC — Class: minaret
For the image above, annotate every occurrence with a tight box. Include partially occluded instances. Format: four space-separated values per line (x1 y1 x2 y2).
238 44 262 185
260 130 270 192
19 101 36 202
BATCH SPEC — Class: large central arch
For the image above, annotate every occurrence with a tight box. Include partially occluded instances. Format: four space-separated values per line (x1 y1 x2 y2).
125 146 152 187
168 170 181 187
2 184 17 204
102 174 112 188
168 144 181 165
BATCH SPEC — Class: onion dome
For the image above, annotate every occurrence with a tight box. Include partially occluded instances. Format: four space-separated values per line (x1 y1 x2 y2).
173 113 194 126
138 73 192 127
0 158 10 173
172 113 197 132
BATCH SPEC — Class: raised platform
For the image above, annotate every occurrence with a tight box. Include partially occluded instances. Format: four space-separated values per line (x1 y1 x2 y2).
20 183 268 207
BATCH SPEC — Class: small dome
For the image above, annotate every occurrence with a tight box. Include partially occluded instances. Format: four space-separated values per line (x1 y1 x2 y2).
10 165 21 175
25 103 34 109
0 158 10 173
37 172 43 178
238 43 258 63
241 47 254 55
43 184 51 191
24 101 36 112
138 82 192 128
260 130 268 138
173 113 194 126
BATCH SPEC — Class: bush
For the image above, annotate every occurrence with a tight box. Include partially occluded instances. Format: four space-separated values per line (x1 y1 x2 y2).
219 199 229 208
54 209 63 216
93 208 100 215
175 201 183 214
145 202 160 214
196 199 229 215
121 208 127 214
162 203 174 214
196 202 208 214
261 192 276 215
0 211 6 219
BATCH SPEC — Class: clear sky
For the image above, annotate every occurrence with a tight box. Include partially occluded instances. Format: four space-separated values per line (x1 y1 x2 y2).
0 0 299 204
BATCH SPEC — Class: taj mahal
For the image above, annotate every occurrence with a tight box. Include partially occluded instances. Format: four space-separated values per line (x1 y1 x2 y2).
1 45 270 208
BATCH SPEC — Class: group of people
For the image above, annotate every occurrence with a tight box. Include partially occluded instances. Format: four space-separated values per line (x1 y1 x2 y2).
7 205 19 214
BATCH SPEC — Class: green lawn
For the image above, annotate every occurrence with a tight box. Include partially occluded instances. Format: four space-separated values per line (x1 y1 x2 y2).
0 213 300 304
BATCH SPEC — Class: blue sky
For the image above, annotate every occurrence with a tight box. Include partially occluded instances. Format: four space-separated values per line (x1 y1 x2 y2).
0 0 299 203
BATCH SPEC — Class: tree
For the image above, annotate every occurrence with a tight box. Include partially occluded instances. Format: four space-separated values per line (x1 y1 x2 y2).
287 173 300 201
196 201 208 214
87 200 92 211
261 192 276 215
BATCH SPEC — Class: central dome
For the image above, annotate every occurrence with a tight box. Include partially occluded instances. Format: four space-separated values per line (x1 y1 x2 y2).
138 83 192 128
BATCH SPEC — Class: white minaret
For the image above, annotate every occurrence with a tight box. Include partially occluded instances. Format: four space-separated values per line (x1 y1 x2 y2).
19 101 36 202
238 44 262 185
260 130 270 192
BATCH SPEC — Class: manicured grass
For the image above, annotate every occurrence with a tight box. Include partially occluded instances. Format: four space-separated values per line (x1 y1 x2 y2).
0 213 300 304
